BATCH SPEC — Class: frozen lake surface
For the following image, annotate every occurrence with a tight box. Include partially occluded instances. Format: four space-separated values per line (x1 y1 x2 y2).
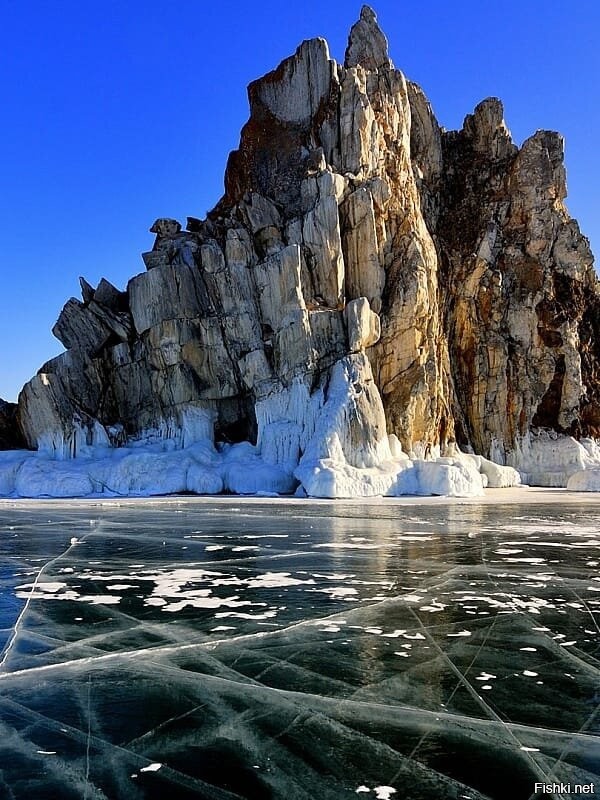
0 498 598 799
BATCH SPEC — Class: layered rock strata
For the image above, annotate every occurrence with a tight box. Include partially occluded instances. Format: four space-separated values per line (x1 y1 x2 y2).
4 6 599 496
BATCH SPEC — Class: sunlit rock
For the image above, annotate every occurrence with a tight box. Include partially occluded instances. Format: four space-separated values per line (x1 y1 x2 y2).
3 6 600 497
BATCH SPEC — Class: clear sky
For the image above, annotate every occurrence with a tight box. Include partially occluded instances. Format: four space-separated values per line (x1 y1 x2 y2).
1 0 598 401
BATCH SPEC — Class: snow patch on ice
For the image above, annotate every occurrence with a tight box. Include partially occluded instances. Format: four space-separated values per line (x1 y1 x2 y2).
374 788 396 800
140 763 162 773
315 586 358 600
245 572 315 589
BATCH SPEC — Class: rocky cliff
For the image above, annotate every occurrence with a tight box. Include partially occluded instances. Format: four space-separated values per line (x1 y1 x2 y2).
0 401 24 450
4 6 599 497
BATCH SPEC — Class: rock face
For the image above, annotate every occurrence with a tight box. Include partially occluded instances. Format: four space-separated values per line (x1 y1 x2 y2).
9 6 599 495
0 400 25 450
439 100 598 464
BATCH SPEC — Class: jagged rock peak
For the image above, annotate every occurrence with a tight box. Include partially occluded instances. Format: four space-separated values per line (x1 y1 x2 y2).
345 5 393 71
150 218 182 237
461 97 516 159
248 37 333 125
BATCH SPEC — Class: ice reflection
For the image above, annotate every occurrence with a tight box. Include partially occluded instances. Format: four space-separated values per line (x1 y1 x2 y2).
0 500 598 799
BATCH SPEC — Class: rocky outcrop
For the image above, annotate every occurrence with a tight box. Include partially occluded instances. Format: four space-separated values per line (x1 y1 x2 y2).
438 99 598 464
0 400 25 450
6 6 599 495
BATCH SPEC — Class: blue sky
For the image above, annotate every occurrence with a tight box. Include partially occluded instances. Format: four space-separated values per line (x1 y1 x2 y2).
1 1 598 401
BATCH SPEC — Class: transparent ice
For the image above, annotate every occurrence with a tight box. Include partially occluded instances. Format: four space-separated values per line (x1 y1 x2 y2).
0 500 598 799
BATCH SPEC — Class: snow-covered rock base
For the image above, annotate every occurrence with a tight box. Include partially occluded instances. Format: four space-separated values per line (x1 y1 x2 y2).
0 355 522 500
0 443 505 500
504 430 600 487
